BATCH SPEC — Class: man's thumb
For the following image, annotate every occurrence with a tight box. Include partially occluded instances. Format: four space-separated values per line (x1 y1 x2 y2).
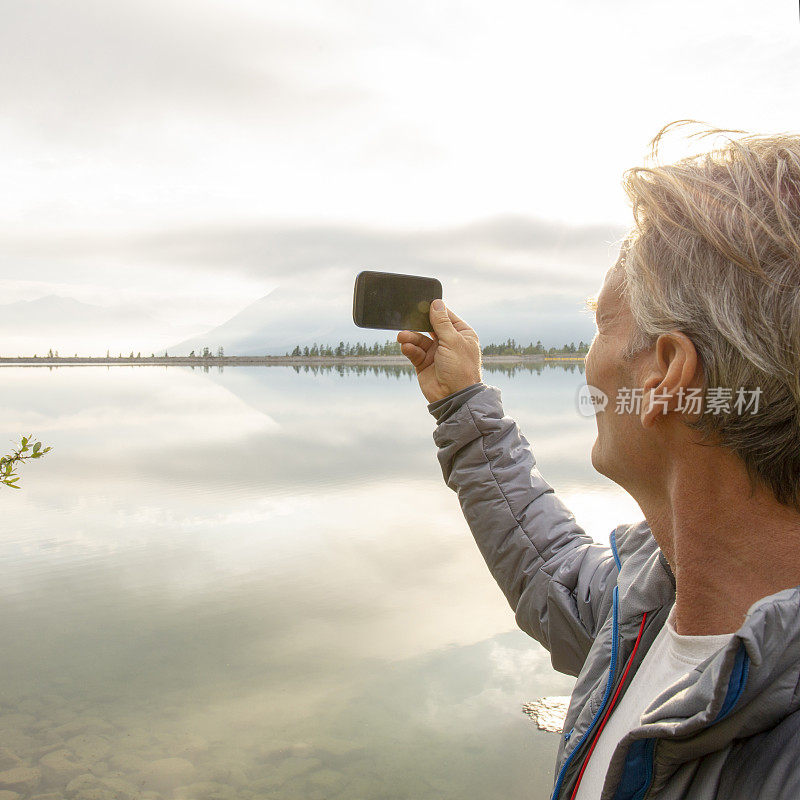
430 299 455 341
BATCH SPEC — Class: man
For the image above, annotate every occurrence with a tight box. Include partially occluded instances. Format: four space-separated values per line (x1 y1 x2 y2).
397 123 800 799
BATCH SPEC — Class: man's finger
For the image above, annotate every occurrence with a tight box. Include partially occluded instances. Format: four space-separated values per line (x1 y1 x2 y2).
400 342 427 368
430 300 459 345
398 330 435 351
443 306 473 334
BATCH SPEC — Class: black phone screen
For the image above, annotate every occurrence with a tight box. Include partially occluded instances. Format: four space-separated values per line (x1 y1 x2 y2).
353 271 442 332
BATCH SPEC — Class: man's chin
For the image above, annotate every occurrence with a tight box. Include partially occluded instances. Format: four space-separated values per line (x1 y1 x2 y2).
590 438 608 478
591 441 630 489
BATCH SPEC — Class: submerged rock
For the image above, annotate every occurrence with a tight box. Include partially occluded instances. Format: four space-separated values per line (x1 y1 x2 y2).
64 773 138 800
39 749 89 783
0 732 34 756
0 766 40 792
107 752 147 773
258 741 314 761
0 751 22 772
64 735 110 763
52 717 116 739
253 756 322 791
173 734 208 759
307 768 346 789
138 758 196 794
174 781 238 800
0 715 36 733
199 764 249 787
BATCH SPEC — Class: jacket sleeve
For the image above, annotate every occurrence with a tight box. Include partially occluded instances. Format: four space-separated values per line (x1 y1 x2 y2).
429 382 619 677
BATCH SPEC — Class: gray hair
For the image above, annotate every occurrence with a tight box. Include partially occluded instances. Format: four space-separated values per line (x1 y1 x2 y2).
619 120 800 512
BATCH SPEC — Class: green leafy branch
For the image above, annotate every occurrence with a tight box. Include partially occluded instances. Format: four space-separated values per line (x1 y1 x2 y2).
1 435 53 489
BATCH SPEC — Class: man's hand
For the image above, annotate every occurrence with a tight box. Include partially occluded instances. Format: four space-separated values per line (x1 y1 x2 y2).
397 299 483 404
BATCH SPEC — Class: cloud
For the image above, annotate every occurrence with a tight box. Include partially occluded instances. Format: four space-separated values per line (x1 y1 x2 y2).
0 0 366 144
0 215 620 353
0 216 626 288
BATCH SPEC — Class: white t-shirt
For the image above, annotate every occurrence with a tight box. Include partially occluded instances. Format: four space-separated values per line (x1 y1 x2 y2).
573 603 734 800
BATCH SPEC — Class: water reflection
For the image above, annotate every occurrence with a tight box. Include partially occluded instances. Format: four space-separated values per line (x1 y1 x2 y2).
278 361 586 380
178 360 587 379
0 363 638 799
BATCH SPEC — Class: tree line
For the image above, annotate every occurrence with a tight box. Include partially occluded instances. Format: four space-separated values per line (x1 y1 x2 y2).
21 340 590 359
286 339 590 357
20 347 227 359
287 340 403 357
480 339 590 355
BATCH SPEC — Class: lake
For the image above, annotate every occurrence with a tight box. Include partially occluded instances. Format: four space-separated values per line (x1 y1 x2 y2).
0 362 642 800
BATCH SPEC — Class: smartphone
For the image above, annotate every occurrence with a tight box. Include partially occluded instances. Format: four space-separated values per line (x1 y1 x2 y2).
353 271 443 333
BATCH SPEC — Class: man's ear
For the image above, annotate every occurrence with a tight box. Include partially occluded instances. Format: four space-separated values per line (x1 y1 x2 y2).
639 332 700 429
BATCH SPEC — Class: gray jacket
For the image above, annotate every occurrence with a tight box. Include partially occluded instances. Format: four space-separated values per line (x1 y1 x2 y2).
428 381 800 800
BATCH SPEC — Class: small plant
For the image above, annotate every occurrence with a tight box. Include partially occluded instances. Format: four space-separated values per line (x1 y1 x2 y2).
1 435 53 489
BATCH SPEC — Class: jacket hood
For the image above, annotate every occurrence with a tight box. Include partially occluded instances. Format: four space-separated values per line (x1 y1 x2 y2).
612 520 800 757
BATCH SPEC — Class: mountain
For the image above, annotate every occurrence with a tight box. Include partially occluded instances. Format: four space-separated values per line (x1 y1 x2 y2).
165 286 362 356
0 288 596 359
165 286 596 356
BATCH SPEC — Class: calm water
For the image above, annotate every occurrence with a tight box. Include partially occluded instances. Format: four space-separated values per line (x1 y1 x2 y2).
0 362 642 800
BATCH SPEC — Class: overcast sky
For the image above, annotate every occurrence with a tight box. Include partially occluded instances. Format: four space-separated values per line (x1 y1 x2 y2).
1 0 800 353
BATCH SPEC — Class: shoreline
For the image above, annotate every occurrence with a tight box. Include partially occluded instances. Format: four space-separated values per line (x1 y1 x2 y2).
0 354 586 367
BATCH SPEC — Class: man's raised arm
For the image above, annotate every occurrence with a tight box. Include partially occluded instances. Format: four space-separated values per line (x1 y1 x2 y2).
398 301 618 676
431 381 617 675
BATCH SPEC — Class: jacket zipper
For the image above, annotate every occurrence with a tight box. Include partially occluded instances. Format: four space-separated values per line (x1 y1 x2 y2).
550 532 625 800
